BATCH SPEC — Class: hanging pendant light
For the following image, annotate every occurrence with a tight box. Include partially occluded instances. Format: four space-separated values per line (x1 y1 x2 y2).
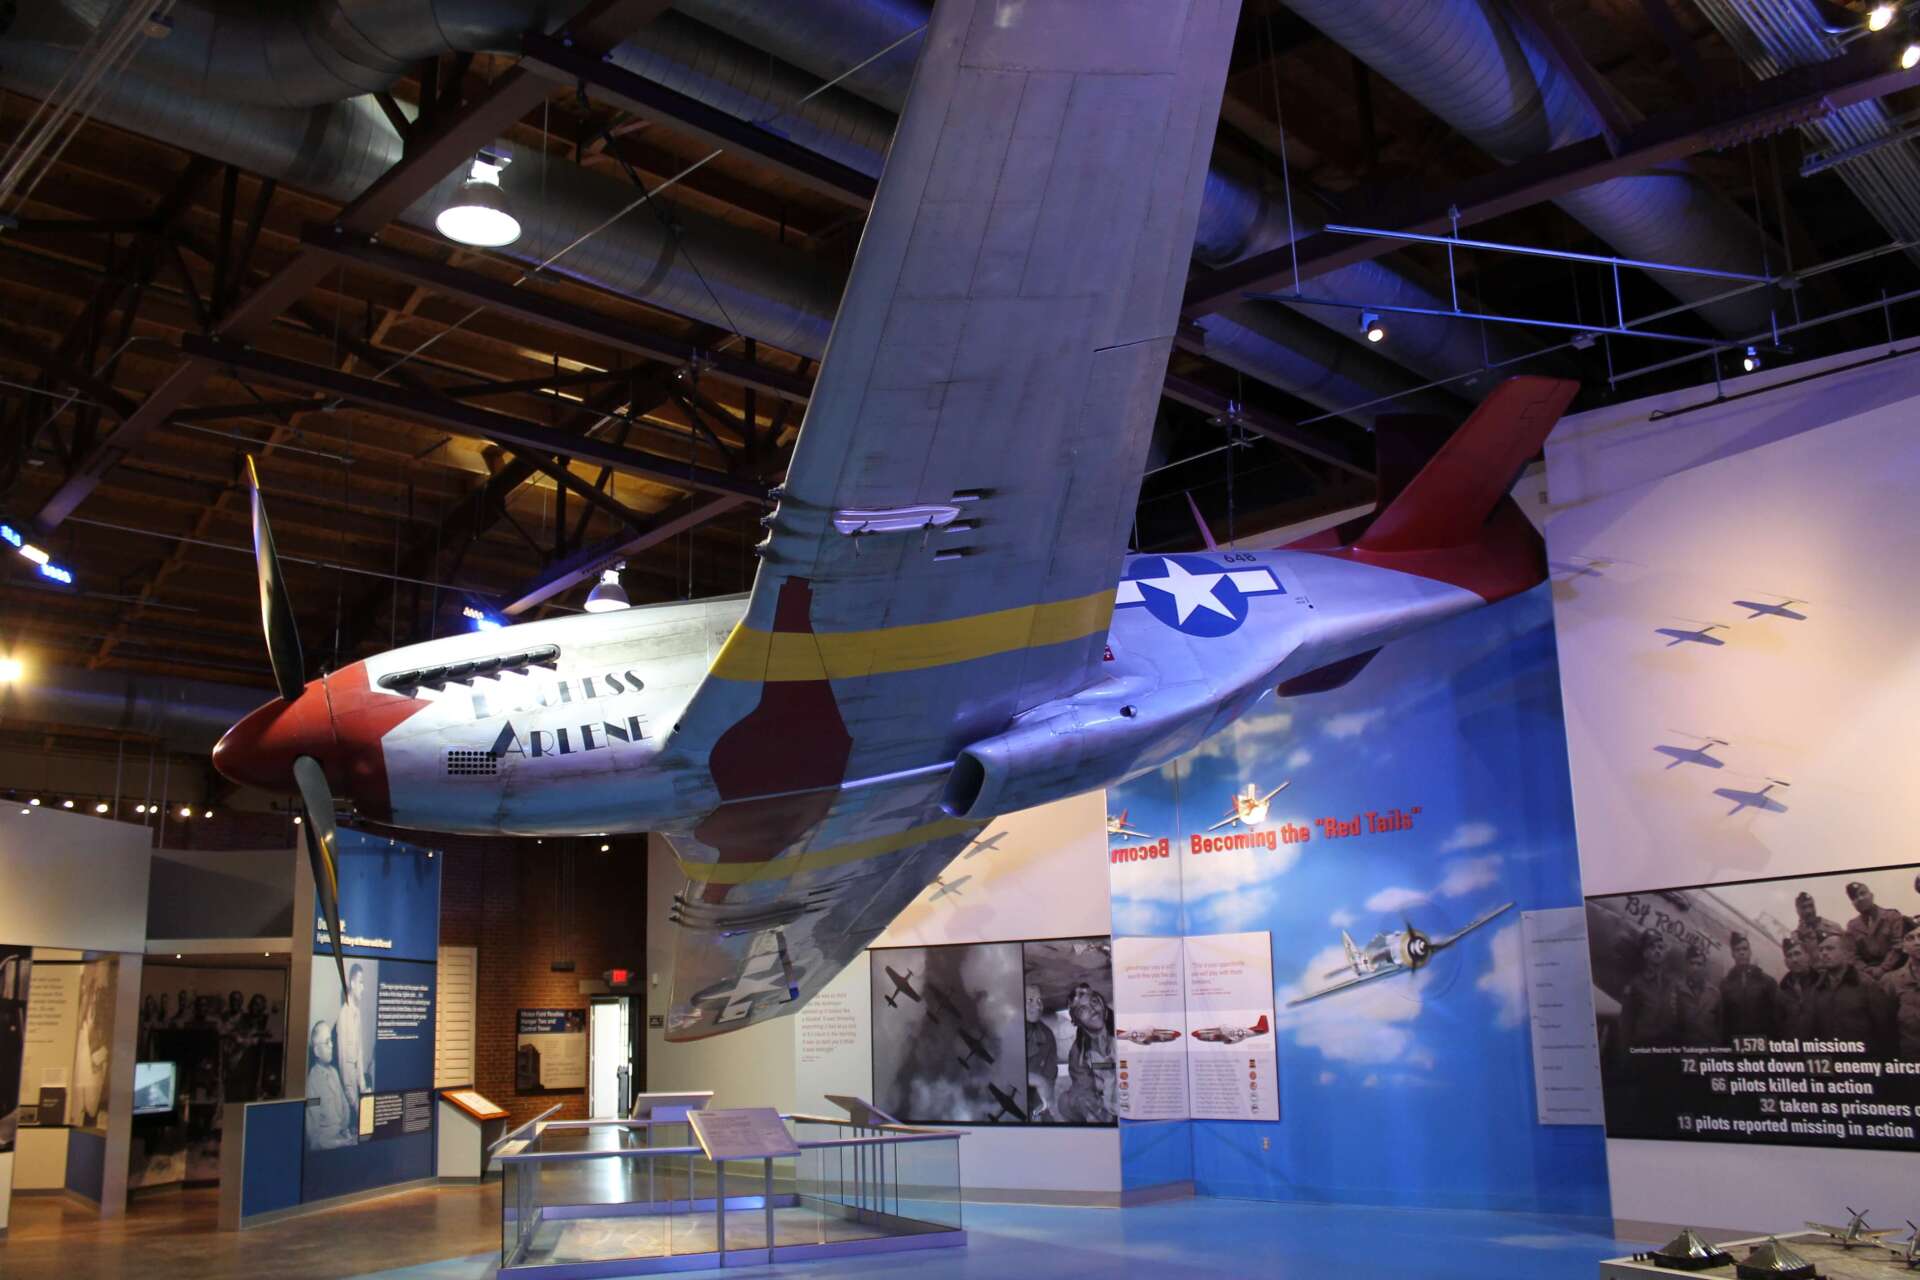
584 562 630 613
436 152 521 248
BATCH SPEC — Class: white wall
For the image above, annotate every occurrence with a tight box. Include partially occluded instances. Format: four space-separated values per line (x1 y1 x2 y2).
1544 344 1920 1232
0 808 152 952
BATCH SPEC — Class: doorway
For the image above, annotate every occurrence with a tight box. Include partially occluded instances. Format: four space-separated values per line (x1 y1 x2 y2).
588 996 632 1119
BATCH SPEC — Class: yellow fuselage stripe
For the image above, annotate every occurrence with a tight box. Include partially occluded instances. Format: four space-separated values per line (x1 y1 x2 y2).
677 815 987 885
709 588 1115 683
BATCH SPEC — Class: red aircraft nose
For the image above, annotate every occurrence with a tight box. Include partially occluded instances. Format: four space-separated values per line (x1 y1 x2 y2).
212 680 337 793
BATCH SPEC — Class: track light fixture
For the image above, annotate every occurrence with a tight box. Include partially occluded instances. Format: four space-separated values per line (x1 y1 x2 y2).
436 151 521 248
1872 3 1897 31
1742 345 1763 373
1360 311 1387 343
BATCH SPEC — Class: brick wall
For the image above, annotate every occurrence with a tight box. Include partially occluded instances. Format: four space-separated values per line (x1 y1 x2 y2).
436 832 649 1127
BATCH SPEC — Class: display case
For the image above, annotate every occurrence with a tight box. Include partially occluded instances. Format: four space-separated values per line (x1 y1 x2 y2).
495 1113 965 1275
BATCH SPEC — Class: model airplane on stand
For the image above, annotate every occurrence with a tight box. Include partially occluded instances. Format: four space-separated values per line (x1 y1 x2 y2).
1891 1221 1920 1270
1289 903 1514 1006
1805 1208 1898 1250
210 0 1573 1037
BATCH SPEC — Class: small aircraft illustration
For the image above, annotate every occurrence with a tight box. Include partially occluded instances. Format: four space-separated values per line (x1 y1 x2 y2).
1208 781 1291 831
955 1025 995 1067
1805 1208 1898 1250
1889 1221 1920 1270
961 832 1005 860
929 875 970 901
1107 809 1155 840
1656 621 1729 647
1714 778 1789 816
985 1082 1028 1123
1653 734 1728 770
882 966 931 1016
1116 1027 1182 1045
1190 1014 1270 1045
1289 902 1515 1006
1734 595 1807 621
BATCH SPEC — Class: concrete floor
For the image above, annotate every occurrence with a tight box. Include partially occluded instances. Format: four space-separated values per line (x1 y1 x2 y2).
3 1183 1638 1280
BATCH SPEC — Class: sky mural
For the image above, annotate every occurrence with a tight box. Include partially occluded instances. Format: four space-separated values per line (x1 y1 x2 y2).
1108 585 1611 1217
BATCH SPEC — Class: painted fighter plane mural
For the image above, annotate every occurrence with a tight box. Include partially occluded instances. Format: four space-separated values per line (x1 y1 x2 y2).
1190 1015 1270 1045
1207 781 1291 831
1106 810 1154 840
882 966 927 1014
1289 904 1514 1006
210 0 1579 1037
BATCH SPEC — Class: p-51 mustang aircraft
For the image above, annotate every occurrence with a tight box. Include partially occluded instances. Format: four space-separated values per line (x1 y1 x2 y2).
1116 1027 1182 1045
1190 1015 1269 1045
882 966 926 1013
1289 903 1514 1006
1806 1209 1899 1250
1106 810 1155 840
1207 781 1291 831
211 0 1577 1036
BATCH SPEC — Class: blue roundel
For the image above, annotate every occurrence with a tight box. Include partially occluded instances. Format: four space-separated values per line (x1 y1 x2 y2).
1122 555 1251 637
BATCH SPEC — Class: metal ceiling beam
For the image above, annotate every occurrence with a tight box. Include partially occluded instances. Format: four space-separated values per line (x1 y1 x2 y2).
27 0 679 535
298 227 815 406
518 33 878 209
1161 373 1371 477
504 492 749 615
1182 35 1920 314
179 332 767 501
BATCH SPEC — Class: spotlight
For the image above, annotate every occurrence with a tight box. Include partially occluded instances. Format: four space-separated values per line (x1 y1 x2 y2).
436 152 520 248
1360 311 1386 343
1872 3 1897 30
1742 344 1763 373
461 604 504 632
599 843 610 852
61 799 74 809
294 815 303 825
135 803 148 814
0 656 21 682
94 802 109 814
1906 40 1920 69
17 808 27 816
202 809 213 819
584 563 630 613
28 797 39 806
178 805 192 819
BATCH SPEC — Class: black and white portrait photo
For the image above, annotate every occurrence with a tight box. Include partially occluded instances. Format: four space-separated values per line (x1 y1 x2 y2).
69 957 116 1131
1022 938 1116 1125
305 959 377 1151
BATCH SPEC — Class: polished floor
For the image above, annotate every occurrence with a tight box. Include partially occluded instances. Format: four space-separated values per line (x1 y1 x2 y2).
3 1183 1639 1280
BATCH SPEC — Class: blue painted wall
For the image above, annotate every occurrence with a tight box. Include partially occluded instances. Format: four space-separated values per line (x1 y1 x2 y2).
241 1100 305 1217
65 1128 105 1201
1108 587 1609 1218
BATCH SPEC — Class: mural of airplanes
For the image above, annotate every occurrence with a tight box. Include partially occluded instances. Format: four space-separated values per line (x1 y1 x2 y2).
1289 903 1515 1006
1654 734 1727 770
1208 781 1291 831
1715 778 1790 816
1806 1209 1898 1250
1190 1015 1269 1045
1735 595 1807 621
955 1025 995 1067
1116 1027 1182 1045
927 984 964 1024
929 875 969 902
985 1082 1027 1124
1106 809 1154 840
207 0 1583 1040
882 966 928 1015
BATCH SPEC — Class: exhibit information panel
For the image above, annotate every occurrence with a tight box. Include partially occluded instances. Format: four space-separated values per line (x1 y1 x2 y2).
302 832 441 1201
1183 932 1278 1121
1587 863 1919 1151
688 1107 800 1161
515 1009 586 1092
1520 908 1605 1125
1112 936 1188 1121
869 936 1116 1126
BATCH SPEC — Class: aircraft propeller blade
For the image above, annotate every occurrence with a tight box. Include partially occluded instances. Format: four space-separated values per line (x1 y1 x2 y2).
294 754 347 995
246 456 306 703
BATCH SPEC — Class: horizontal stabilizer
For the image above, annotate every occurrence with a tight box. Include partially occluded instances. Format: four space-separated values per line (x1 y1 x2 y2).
1356 377 1576 554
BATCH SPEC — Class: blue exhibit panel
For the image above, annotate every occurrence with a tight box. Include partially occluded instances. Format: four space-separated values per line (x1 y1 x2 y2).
1121 1119 1194 1192
1107 588 1611 1220
317 831 441 963
241 1100 304 1217
65 1129 105 1201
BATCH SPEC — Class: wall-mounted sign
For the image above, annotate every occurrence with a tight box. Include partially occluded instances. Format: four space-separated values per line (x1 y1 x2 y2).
516 1008 586 1092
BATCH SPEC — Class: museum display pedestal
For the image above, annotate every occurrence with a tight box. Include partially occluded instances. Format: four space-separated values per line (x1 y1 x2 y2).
1602 1231 1916 1280
436 1093 509 1182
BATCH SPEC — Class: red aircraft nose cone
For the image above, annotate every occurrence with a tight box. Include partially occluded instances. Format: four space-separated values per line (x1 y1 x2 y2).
212 682 336 792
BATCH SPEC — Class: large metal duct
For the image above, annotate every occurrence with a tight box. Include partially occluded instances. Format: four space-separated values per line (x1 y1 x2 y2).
1692 0 1920 264
1275 0 1780 336
0 665 268 752
11 0 1517 410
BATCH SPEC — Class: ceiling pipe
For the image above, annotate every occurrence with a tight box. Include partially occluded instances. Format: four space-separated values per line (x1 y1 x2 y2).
0 664 269 752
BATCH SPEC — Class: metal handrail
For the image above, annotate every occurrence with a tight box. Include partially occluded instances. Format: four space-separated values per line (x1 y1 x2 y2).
493 1128 961 1165
487 1102 563 1157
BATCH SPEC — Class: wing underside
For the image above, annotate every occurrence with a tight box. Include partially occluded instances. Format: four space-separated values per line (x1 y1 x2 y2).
1432 901 1515 951
1288 964 1405 1006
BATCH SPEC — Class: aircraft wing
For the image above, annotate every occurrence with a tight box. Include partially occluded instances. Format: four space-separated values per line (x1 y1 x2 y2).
1259 782 1290 803
655 0 1241 1038
1431 901 1516 952
1206 813 1240 831
1286 963 1406 1007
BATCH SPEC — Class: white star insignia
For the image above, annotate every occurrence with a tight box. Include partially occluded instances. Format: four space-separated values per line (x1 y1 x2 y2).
1139 559 1235 623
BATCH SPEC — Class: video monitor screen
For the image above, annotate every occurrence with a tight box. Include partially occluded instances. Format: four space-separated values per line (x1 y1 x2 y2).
132 1061 177 1115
